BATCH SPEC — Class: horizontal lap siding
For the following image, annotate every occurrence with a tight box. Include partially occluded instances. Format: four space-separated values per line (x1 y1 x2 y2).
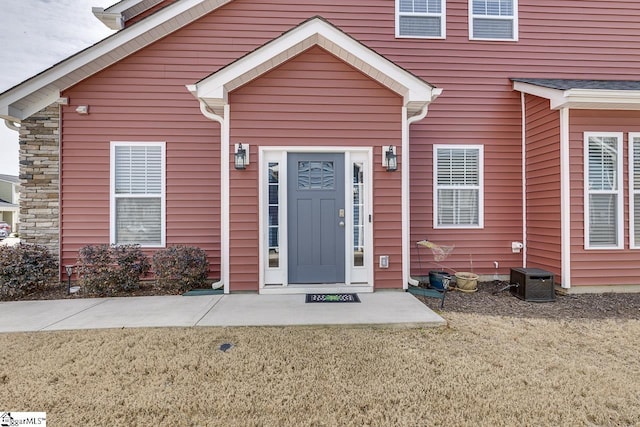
60 0 640 284
570 110 640 287
61 68 222 278
229 46 402 291
402 0 640 277
524 95 561 279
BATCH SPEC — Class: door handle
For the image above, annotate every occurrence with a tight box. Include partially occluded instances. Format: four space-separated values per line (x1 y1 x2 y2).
338 221 345 227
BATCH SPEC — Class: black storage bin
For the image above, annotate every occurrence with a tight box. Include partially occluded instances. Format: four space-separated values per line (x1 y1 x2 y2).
510 268 555 302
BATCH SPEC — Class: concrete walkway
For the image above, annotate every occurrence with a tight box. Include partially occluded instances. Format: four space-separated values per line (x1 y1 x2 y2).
0 291 445 333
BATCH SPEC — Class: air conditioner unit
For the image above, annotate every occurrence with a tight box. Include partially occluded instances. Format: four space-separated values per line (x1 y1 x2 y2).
510 268 555 302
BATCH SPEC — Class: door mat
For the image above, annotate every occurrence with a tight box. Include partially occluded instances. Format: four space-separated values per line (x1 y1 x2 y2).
305 293 361 303
182 289 224 296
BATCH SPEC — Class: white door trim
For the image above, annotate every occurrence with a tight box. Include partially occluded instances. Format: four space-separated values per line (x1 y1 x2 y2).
259 146 373 294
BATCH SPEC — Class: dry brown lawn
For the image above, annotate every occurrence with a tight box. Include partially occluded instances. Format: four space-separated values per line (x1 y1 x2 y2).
1 313 639 426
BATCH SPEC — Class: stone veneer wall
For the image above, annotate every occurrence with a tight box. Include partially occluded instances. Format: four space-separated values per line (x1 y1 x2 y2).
18 104 60 259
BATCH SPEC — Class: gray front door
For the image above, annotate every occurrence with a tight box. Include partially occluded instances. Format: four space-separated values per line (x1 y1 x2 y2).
288 153 345 284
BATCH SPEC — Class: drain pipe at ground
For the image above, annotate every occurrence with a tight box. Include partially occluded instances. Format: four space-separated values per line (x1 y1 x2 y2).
195 99 229 293
405 95 441 288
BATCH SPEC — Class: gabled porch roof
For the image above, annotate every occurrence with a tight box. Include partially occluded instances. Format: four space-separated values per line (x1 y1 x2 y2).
512 78 640 110
187 16 442 119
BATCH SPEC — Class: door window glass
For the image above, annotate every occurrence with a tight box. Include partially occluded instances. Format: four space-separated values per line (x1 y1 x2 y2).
353 162 365 267
298 161 334 190
268 162 280 267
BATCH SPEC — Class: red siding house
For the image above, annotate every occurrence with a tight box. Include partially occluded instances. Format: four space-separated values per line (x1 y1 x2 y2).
2 0 640 294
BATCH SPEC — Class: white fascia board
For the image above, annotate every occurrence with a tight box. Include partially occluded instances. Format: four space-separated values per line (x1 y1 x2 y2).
104 0 148 13
1 0 232 122
192 17 437 108
561 89 640 110
512 81 566 108
514 82 640 110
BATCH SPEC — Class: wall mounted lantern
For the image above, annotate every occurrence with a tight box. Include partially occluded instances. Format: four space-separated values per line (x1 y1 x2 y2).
383 145 397 172
234 143 249 170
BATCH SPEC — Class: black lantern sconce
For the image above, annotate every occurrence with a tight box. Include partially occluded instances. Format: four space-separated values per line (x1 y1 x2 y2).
384 145 397 172
234 143 249 170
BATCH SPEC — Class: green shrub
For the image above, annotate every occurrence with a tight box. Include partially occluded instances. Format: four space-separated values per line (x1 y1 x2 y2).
76 244 150 295
0 243 58 297
152 246 209 292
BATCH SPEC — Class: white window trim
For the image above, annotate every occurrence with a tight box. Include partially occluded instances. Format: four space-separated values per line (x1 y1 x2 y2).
110 141 166 247
629 133 640 249
396 0 447 39
433 144 484 229
468 0 518 41
583 132 623 250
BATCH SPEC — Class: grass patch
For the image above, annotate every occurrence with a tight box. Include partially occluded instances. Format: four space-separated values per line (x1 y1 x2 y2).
1 313 638 425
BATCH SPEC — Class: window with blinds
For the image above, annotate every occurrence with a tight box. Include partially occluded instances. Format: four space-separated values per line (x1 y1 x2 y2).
112 143 165 246
397 0 445 38
630 134 640 248
584 133 623 249
470 0 517 40
434 145 483 228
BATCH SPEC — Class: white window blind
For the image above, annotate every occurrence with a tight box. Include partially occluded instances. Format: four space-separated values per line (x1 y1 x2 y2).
112 144 165 246
630 134 640 248
585 134 622 249
397 0 445 38
470 0 517 40
434 145 483 228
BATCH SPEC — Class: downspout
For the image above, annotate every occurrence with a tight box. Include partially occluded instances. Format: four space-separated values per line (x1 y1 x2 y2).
404 102 433 288
197 101 230 293
520 92 527 267
560 107 571 289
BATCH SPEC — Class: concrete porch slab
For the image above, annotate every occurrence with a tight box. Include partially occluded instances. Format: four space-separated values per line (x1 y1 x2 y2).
197 291 445 327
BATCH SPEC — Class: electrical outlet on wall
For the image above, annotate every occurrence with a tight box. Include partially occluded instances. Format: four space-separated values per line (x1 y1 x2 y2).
379 256 389 269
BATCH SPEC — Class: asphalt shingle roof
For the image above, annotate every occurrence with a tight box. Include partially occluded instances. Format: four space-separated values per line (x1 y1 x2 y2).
511 78 640 91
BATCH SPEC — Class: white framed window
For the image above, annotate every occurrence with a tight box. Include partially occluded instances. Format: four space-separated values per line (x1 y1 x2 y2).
629 133 640 249
110 142 166 247
396 0 446 39
434 145 484 228
584 133 623 250
469 0 518 41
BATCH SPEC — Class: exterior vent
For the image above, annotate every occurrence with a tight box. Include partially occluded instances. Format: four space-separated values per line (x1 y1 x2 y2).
510 268 555 302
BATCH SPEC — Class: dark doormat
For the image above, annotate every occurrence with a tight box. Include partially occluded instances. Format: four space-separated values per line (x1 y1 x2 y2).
182 289 224 296
305 293 361 303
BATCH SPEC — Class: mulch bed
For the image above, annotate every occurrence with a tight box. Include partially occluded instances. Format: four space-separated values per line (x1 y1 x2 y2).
0 281 182 302
2 280 639 321
415 280 640 320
